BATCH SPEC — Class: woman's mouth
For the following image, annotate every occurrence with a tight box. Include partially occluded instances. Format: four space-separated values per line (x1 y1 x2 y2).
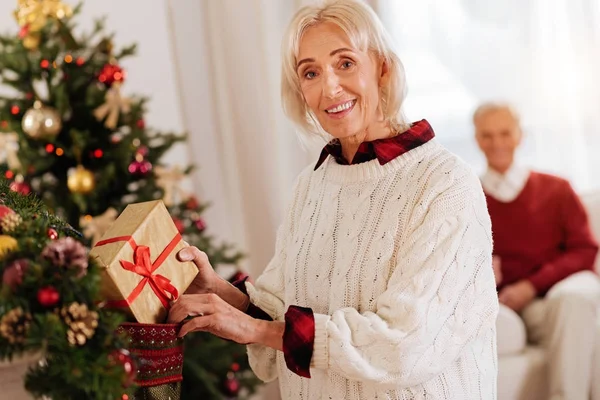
325 100 356 119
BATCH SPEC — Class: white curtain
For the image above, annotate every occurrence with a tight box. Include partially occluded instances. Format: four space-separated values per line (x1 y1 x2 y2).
167 0 316 281
379 0 600 192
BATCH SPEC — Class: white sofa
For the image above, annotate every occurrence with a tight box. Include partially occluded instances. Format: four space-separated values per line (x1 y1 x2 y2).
497 190 600 400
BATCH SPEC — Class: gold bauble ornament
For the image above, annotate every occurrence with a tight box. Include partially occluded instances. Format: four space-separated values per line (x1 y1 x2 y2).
0 235 18 259
67 165 95 194
22 33 40 50
21 101 62 139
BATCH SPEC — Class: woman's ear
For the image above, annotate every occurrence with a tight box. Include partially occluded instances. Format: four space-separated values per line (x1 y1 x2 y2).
378 57 391 87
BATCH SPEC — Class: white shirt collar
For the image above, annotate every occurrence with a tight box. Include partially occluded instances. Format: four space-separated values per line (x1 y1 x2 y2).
481 164 530 202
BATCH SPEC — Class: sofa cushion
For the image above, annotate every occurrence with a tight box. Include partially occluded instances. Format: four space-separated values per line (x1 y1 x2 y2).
580 191 600 273
498 346 547 400
496 304 527 356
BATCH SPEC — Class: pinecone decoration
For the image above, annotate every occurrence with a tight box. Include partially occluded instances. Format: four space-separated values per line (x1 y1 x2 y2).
0 213 22 233
61 302 98 346
0 307 32 344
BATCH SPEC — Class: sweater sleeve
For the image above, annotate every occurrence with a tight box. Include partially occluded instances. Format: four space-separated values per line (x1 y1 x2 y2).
527 181 599 293
245 169 310 382
309 171 499 387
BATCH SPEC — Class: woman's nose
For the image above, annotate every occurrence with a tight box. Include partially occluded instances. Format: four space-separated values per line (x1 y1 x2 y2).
322 69 342 99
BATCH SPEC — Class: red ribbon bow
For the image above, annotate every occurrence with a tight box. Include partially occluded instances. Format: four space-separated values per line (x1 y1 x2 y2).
96 234 182 310
120 245 179 309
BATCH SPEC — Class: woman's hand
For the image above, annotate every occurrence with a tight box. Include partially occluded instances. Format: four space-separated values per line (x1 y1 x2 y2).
492 256 503 286
168 293 285 350
177 246 219 295
178 246 251 312
168 293 255 342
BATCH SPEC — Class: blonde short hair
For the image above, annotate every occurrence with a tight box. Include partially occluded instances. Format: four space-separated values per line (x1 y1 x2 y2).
473 102 521 127
281 0 409 140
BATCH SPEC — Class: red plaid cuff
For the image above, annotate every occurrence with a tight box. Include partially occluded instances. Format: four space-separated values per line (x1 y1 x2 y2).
232 277 273 321
283 306 315 378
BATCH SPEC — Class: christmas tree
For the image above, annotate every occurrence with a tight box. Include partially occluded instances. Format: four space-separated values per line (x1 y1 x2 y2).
0 1 260 398
0 179 135 399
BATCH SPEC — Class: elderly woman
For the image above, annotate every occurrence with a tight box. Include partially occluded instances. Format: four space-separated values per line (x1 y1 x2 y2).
169 0 499 398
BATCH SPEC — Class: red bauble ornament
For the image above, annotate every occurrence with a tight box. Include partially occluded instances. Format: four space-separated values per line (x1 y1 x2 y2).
223 372 240 396
0 205 16 221
136 119 145 129
172 217 185 234
128 160 152 176
47 228 59 240
37 286 60 307
110 349 137 387
194 218 207 232
9 181 30 195
231 362 240 372
98 63 125 86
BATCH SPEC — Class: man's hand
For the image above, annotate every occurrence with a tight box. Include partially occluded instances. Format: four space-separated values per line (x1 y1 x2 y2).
492 256 503 285
498 279 537 312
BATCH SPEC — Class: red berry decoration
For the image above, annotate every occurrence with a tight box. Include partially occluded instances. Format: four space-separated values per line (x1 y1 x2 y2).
222 372 240 396
186 196 199 210
194 218 206 232
128 160 152 176
110 349 137 387
18 24 30 39
135 146 148 157
98 63 125 86
47 228 59 240
37 286 60 307
172 217 185 234
2 259 29 291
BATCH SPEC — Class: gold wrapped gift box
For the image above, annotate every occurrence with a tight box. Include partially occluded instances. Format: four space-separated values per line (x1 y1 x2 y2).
90 200 198 323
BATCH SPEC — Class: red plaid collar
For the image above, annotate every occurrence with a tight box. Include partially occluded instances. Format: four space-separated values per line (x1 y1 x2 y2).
314 119 435 170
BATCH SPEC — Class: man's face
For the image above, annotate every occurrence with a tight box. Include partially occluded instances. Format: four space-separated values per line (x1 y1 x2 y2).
475 108 522 174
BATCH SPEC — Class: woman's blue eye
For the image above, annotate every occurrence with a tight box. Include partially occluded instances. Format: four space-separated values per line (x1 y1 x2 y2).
342 61 354 69
305 71 317 79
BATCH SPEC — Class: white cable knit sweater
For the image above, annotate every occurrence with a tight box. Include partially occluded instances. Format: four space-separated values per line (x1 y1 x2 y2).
245 139 499 400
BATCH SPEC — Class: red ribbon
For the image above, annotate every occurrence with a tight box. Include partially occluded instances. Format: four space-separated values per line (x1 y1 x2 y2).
95 234 182 310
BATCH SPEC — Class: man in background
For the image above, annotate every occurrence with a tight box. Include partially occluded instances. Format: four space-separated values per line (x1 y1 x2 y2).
474 102 600 400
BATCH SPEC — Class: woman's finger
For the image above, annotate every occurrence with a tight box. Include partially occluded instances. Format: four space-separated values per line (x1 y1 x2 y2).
177 246 209 270
178 315 212 337
167 294 218 323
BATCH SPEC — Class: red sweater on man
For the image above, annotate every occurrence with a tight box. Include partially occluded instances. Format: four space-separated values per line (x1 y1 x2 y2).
486 171 598 295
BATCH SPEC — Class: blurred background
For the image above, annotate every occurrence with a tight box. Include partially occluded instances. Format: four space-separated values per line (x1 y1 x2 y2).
0 0 599 399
